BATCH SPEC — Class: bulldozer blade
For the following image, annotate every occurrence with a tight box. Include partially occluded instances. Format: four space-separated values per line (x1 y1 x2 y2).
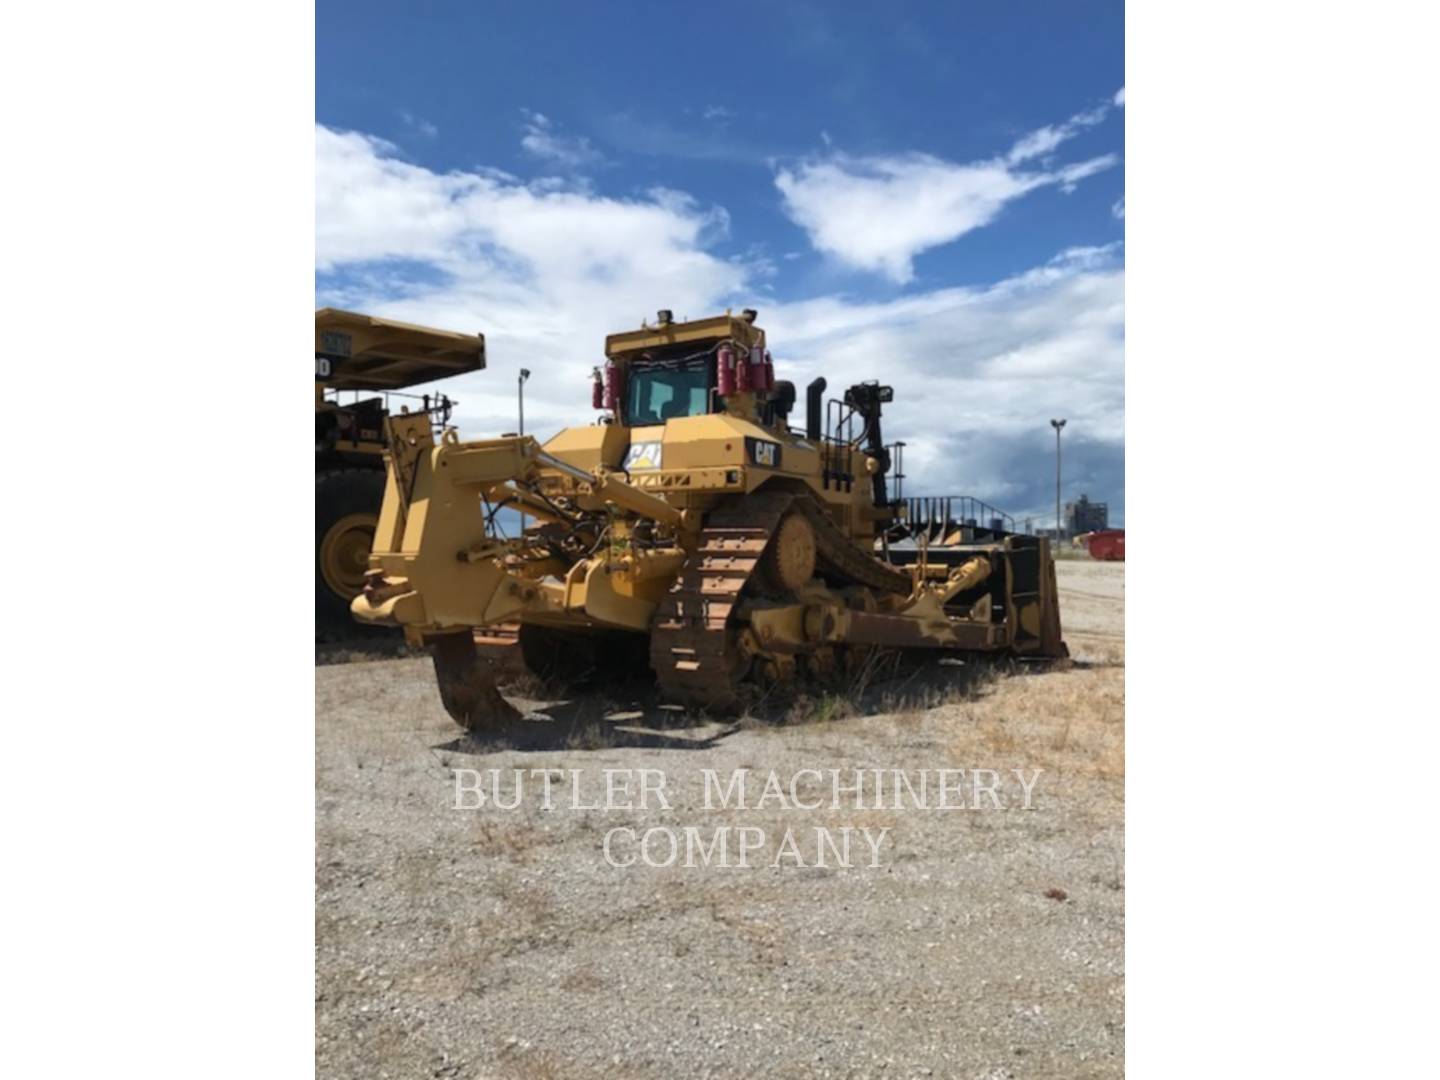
430 632 521 731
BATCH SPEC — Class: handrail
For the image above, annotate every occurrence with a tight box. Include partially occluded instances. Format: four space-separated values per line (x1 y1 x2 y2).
322 386 457 432
892 495 1017 542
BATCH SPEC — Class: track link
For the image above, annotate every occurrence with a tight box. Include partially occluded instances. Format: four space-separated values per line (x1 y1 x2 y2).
649 494 790 709
793 497 912 597
649 491 914 709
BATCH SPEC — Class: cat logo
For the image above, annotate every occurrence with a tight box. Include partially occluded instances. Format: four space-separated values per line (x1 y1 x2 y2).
622 441 663 471
747 438 781 468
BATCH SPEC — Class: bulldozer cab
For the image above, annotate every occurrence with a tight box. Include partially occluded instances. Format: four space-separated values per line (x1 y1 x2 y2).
601 310 798 429
624 356 713 425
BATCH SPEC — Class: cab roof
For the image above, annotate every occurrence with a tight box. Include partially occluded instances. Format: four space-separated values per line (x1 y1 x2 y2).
316 308 486 391
604 313 762 360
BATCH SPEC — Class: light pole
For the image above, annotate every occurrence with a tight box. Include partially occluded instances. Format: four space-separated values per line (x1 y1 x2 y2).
518 369 531 533
1050 418 1067 539
518 368 531 436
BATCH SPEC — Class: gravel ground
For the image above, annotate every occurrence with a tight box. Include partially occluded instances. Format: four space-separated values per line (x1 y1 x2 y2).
316 561 1125 1079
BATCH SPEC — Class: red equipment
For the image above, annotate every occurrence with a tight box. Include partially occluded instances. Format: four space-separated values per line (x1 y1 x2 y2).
1086 529 1126 561
748 347 768 392
602 359 624 411
717 344 736 396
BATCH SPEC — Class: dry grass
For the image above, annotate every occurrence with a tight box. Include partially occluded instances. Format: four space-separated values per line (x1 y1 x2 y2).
771 653 1123 791
315 637 418 666
471 819 563 863
558 966 607 993
494 1044 572 1080
782 691 856 726
772 574 1125 785
940 660 1125 781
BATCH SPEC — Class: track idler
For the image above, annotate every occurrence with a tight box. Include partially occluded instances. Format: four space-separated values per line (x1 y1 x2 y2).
429 632 521 731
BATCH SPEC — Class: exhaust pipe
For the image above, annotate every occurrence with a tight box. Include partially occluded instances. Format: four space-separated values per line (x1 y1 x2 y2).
806 377 827 440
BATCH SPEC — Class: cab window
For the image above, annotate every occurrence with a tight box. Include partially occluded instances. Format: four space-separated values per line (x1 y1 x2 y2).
625 359 711 425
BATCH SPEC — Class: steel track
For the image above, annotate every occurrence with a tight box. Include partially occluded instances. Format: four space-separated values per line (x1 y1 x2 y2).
649 491 911 708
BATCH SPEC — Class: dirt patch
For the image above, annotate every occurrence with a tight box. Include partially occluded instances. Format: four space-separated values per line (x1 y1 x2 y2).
316 561 1124 1077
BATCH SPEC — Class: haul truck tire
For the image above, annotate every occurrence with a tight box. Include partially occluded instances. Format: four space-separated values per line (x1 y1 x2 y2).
316 468 387 641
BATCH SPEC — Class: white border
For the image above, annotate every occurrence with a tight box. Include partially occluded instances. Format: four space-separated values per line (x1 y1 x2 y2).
3 2 313 1074
3 1 1438 1073
1129 1 1438 1072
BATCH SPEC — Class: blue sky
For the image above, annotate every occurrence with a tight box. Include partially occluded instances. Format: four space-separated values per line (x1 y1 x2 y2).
317 1 1125 526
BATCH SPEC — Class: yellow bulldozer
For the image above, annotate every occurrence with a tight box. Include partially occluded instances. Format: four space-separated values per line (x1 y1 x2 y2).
352 309 1065 727
315 308 487 639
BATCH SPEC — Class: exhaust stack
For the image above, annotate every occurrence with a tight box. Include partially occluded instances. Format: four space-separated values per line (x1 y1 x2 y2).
806 377 827 441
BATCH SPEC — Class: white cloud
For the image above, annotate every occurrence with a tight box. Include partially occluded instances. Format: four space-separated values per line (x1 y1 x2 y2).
519 110 603 169
774 100 1121 283
702 105 734 122
1057 153 1120 193
1006 102 1110 165
763 245 1125 516
398 109 438 138
316 124 746 435
316 125 732 278
1004 125 1071 165
1112 196 1125 220
316 125 1123 520
1114 86 1126 107
775 155 1043 283
597 110 771 163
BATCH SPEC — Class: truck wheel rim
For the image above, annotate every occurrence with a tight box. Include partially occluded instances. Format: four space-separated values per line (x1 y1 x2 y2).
320 512 378 598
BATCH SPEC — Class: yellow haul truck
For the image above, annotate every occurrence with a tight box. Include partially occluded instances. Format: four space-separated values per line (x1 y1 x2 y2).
352 309 1065 726
315 308 486 639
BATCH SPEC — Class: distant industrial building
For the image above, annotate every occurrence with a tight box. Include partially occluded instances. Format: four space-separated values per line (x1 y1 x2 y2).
1064 494 1109 537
